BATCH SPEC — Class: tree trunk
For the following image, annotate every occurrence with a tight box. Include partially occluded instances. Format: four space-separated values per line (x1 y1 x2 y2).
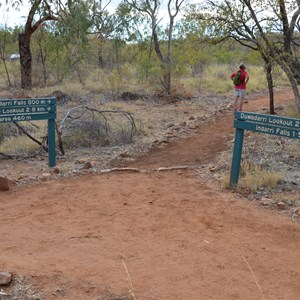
278 59 300 113
18 32 32 90
1 58 12 88
291 57 300 84
164 67 171 94
98 48 105 68
265 64 275 114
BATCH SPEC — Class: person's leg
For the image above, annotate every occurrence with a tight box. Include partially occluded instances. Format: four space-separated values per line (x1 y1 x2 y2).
238 95 244 111
238 90 247 111
233 96 239 111
233 89 240 111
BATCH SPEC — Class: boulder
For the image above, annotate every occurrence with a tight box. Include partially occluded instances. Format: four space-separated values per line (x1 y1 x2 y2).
0 177 10 191
0 272 12 285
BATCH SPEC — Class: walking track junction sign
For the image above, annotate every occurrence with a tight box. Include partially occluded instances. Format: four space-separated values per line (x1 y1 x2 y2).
230 111 300 189
0 97 57 167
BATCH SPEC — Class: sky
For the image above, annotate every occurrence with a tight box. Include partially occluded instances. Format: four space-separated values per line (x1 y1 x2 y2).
1 0 31 27
1 0 122 27
1 0 195 28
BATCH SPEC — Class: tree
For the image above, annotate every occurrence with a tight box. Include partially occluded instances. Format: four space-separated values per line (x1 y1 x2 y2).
123 0 185 94
191 0 300 113
5 0 60 89
6 0 118 89
0 27 13 88
6 0 90 89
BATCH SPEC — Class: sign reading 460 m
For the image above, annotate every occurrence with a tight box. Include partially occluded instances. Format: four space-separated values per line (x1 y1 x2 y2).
0 98 56 123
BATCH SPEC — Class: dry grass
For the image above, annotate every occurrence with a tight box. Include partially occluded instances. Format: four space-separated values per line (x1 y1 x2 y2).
0 135 40 155
0 121 47 156
1 275 135 300
220 161 284 193
286 142 300 160
281 103 300 119
1 275 42 300
0 62 283 97
30 81 92 98
273 192 300 206
238 161 283 193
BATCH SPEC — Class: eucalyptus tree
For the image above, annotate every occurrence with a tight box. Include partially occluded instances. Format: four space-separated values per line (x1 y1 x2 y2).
5 0 111 90
0 27 13 88
5 0 58 89
191 0 300 113
122 0 185 94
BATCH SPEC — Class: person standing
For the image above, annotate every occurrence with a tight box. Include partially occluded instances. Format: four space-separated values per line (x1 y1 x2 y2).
230 63 249 112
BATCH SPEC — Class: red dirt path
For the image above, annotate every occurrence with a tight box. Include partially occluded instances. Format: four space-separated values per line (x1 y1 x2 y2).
1 89 300 300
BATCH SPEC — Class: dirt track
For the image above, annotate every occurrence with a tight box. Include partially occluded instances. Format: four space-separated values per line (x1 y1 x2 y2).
1 90 300 300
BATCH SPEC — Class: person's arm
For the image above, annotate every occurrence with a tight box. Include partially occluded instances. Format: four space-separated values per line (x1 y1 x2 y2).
245 74 249 84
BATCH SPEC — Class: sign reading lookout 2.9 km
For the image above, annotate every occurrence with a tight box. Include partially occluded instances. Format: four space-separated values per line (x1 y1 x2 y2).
230 111 300 189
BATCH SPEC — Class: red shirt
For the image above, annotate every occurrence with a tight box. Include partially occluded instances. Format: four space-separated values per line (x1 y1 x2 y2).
230 69 248 89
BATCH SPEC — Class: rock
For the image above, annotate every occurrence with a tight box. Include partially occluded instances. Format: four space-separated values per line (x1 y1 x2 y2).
75 158 88 164
40 173 51 181
0 271 12 285
90 161 97 167
120 152 130 158
121 91 139 100
277 201 287 209
293 207 300 215
261 197 273 206
197 116 207 121
209 166 216 172
53 167 60 174
0 176 10 191
81 161 93 169
42 173 51 177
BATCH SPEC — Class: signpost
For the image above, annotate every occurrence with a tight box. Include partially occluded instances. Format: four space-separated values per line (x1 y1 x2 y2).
0 97 57 167
230 111 300 189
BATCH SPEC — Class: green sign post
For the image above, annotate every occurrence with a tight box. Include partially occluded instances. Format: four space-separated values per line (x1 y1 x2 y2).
0 97 57 167
230 111 300 189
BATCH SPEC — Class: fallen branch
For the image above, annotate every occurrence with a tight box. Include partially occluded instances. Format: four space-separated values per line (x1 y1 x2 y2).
0 151 37 159
57 105 139 152
156 166 192 171
100 167 142 173
13 121 48 152
99 165 193 174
